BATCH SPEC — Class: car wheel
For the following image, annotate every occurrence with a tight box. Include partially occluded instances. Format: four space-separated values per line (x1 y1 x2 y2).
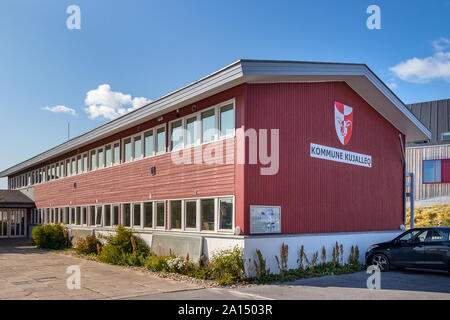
371 254 390 272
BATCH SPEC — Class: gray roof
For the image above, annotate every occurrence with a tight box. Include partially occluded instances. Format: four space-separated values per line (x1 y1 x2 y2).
0 59 431 178
0 190 35 208
406 98 450 146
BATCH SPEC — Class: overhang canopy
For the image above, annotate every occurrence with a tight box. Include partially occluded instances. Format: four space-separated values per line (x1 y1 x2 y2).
0 190 35 208
0 59 431 178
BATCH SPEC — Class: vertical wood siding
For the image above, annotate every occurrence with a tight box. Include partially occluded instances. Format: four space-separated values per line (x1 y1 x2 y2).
406 145 450 200
244 82 405 234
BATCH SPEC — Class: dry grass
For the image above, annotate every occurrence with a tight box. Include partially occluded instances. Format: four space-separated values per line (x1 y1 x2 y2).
406 204 450 227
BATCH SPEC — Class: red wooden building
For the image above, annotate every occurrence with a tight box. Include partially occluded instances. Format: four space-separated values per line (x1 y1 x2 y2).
0 60 431 270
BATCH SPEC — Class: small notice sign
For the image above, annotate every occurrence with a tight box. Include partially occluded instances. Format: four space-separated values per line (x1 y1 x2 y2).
250 205 281 234
310 143 372 168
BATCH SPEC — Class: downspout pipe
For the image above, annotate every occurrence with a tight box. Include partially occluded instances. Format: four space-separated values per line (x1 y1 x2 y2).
398 134 406 226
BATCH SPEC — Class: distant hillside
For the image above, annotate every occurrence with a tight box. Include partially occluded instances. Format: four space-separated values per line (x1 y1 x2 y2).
406 204 450 227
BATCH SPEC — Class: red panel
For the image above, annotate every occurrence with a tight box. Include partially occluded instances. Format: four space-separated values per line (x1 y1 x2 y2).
442 159 450 183
244 82 404 235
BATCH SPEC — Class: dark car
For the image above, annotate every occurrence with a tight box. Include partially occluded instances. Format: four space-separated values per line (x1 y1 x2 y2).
365 227 450 272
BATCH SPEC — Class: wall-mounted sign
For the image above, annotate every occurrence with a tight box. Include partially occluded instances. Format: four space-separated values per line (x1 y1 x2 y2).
310 143 372 168
250 205 281 234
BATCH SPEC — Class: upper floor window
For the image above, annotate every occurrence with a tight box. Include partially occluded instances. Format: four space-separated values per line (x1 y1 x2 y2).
220 104 234 137
156 126 166 153
201 109 216 143
124 138 132 163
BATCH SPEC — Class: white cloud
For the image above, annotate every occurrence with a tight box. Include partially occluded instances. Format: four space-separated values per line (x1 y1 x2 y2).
432 37 450 51
84 84 151 120
390 38 450 83
42 105 77 116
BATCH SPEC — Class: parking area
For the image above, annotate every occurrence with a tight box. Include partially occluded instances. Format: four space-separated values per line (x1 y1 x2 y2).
0 239 449 300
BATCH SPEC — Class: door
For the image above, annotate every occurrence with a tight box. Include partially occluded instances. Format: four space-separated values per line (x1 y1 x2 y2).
424 229 450 270
0 210 26 238
0 211 8 238
390 229 428 267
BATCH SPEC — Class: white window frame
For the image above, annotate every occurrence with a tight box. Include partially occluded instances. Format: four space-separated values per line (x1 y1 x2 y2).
184 199 199 231
155 123 167 155
122 137 133 163
142 201 154 229
169 118 185 152
217 197 235 233
131 202 143 229
121 203 132 228
155 201 166 229
143 129 155 158
112 141 121 165
168 200 183 230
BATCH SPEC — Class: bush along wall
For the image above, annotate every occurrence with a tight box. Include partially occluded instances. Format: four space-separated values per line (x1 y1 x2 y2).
48 226 365 285
250 242 364 283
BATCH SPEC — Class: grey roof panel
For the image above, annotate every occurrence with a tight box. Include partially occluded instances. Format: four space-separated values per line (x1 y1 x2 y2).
407 98 450 146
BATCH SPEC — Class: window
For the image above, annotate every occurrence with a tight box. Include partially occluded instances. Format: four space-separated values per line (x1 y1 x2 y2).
201 109 216 143
185 117 197 146
70 207 76 224
112 205 119 226
96 206 103 226
63 208 69 224
113 143 120 164
200 199 215 231
66 160 71 177
123 204 131 227
185 201 197 229
428 229 450 242
442 132 450 141
170 120 183 151
55 165 59 180
90 151 97 171
170 200 182 229
219 198 233 230
71 158 76 176
124 138 132 162
105 145 112 167
144 131 154 157
76 156 81 174
220 104 234 136
423 160 441 183
144 202 153 228
98 148 104 169
134 136 142 159
104 205 111 227
76 207 81 225
89 206 95 226
133 203 141 227
156 202 165 228
156 127 166 153
82 207 87 225
83 154 88 172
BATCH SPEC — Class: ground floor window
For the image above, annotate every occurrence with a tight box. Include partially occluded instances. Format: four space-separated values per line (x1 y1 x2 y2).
201 199 215 231
156 202 165 228
219 198 233 230
185 201 197 229
170 200 182 229
144 202 152 228
89 206 95 226
133 203 141 227
113 205 119 226
105 205 111 227
123 203 131 227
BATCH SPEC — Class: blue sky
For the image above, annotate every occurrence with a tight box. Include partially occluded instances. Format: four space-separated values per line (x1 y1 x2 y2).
1 0 449 188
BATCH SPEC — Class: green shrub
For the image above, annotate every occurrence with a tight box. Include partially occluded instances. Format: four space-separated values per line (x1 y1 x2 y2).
98 226 150 266
144 255 168 272
209 246 245 285
32 224 68 250
74 234 102 255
